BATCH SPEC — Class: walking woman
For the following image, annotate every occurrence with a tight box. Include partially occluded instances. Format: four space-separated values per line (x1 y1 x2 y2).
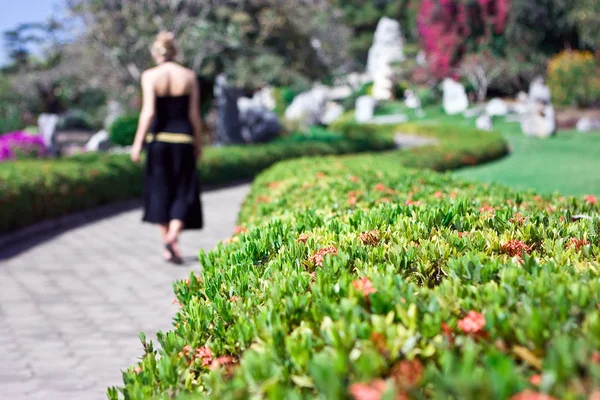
130 32 203 265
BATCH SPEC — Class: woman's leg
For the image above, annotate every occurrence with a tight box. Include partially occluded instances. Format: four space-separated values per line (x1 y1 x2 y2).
166 219 184 257
159 224 171 260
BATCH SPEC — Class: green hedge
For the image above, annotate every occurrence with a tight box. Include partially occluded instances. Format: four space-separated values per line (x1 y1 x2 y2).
0 132 394 234
111 144 600 399
109 114 139 146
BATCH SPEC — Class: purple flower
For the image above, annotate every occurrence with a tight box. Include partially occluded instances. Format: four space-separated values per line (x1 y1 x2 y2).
0 131 48 162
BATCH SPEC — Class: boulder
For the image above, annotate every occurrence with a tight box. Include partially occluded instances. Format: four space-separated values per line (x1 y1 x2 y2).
85 130 111 152
576 117 600 133
476 114 493 131
521 102 556 138
486 98 508 116
404 89 421 109
355 96 377 123
528 76 551 104
367 17 405 101
511 91 529 114
321 102 345 125
284 85 328 126
237 96 281 143
442 78 469 115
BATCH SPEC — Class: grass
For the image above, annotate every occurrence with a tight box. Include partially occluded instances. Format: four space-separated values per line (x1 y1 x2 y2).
376 102 600 196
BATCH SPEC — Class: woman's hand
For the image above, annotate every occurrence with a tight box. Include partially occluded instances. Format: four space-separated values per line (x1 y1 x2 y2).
130 143 142 163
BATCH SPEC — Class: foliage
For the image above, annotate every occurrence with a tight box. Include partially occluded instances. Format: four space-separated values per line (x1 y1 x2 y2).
570 0 600 50
547 51 600 108
0 131 395 233
109 114 139 147
418 0 510 78
331 0 420 64
342 82 374 111
0 131 47 162
110 128 598 399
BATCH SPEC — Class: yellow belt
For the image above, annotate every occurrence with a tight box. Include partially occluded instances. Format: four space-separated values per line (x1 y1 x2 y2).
146 132 195 144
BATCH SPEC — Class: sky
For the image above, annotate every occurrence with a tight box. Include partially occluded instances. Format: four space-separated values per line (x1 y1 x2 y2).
0 0 63 65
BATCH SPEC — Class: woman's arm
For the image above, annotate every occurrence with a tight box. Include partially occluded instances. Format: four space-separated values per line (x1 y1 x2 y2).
130 71 156 163
188 73 203 160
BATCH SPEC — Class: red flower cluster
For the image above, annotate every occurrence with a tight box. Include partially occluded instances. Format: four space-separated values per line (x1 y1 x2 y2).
509 390 556 400
268 181 281 190
209 355 236 371
233 226 248 235
315 172 327 179
353 277 377 296
374 183 396 195
585 195 598 205
458 311 486 333
256 195 271 203
405 199 422 206
434 191 444 199
457 232 470 238
296 233 310 244
390 359 424 390
349 175 360 183
309 246 338 266
567 237 589 250
502 240 533 258
348 190 363 206
359 230 380 246
349 379 406 400
510 213 527 225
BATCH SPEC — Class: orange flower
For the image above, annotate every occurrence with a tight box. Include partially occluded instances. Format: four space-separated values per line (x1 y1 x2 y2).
509 390 556 400
374 183 387 192
377 197 391 204
196 346 213 366
529 374 542 386
391 359 424 389
268 181 281 190
309 246 338 266
349 175 360 183
316 172 326 179
209 356 236 370
567 237 589 250
233 226 248 235
457 232 469 238
510 213 527 225
502 240 533 257
585 195 598 205
359 230 380 246
434 191 443 199
256 195 271 203
172 298 182 307
348 380 388 400
479 204 496 217
230 295 241 303
458 311 486 333
591 351 600 364
353 277 377 296
296 233 310 243
133 366 142 374
405 199 421 206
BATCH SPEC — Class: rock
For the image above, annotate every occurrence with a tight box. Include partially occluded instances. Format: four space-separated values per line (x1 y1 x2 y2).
463 105 485 119
486 98 508 116
326 86 353 101
237 95 281 143
252 87 276 111
404 89 421 109
576 117 600 133
321 102 345 125
476 114 493 131
85 130 111 152
442 78 469 115
529 76 551 104
214 74 244 145
284 85 328 126
521 102 557 138
368 114 409 125
355 96 377 123
367 17 405 100
104 100 123 128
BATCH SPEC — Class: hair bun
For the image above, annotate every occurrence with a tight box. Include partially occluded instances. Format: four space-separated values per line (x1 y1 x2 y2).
152 31 178 59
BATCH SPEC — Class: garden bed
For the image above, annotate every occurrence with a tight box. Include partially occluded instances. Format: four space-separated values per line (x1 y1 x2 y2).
0 130 394 234
112 147 599 399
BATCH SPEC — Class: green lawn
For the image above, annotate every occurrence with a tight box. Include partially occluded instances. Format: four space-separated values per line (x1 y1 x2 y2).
376 102 600 196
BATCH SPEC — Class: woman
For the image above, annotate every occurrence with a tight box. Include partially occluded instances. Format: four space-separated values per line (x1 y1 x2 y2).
130 31 204 265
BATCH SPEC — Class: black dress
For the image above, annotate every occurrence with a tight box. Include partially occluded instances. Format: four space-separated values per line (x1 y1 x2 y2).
142 95 203 230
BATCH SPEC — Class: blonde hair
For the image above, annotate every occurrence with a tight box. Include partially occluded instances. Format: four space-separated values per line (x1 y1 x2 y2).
152 31 178 60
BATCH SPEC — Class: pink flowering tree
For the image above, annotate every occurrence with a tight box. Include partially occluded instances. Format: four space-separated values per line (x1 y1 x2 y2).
418 0 510 79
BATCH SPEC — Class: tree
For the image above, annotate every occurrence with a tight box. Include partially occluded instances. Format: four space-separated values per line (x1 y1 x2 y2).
417 0 510 79
460 52 505 102
570 0 600 52
68 0 350 90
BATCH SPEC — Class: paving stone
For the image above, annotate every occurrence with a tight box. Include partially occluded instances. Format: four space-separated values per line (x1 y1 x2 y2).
0 184 250 399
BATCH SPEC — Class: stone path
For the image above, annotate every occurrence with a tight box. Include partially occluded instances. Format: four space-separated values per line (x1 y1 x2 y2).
0 184 250 400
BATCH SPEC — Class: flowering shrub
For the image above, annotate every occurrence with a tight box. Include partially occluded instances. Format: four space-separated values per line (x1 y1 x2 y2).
112 134 598 398
418 0 510 78
0 131 47 162
0 130 395 233
547 51 600 107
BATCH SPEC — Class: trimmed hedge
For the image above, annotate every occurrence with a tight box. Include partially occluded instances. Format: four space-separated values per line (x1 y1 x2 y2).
111 148 600 399
0 132 394 234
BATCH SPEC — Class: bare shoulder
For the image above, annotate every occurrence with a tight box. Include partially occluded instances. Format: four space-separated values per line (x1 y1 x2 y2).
141 68 158 83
